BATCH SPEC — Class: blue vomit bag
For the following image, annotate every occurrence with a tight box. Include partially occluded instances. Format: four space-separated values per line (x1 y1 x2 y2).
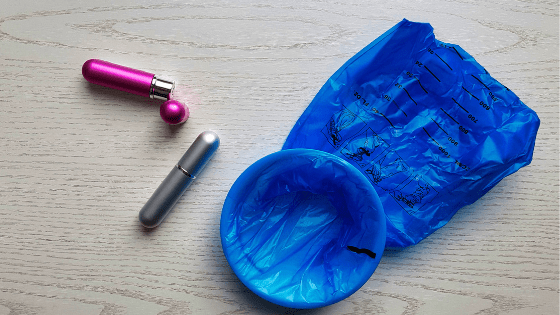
221 149 386 308
283 19 540 248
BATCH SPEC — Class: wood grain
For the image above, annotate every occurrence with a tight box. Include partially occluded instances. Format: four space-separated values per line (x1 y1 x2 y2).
0 0 558 314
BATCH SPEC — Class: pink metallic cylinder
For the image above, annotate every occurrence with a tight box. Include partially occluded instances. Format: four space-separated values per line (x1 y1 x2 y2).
82 59 174 100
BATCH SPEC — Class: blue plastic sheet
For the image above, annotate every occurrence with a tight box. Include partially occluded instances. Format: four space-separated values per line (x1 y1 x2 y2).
283 19 540 247
221 149 386 308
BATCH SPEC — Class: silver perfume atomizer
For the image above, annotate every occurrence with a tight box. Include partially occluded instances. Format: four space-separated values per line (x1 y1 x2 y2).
139 131 220 228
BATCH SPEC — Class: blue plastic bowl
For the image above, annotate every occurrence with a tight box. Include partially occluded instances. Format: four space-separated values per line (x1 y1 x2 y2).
220 149 386 309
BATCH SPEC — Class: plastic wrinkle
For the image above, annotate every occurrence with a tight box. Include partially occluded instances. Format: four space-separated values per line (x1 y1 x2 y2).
283 19 539 248
220 149 386 309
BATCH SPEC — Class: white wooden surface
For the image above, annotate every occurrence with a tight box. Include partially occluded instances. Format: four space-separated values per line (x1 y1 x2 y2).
0 1 558 314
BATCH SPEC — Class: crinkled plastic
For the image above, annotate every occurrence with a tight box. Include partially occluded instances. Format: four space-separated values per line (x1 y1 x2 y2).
283 19 540 247
220 149 386 309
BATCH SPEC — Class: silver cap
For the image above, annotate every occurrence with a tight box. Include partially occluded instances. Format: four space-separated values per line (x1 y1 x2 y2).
178 131 220 177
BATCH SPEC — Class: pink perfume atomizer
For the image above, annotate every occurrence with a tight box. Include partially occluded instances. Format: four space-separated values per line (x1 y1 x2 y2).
82 59 189 124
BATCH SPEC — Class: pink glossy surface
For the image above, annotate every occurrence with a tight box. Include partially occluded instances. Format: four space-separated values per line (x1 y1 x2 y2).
160 100 189 125
82 59 154 98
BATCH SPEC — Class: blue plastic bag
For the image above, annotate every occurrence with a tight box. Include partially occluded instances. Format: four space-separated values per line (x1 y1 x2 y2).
221 149 386 308
283 19 540 248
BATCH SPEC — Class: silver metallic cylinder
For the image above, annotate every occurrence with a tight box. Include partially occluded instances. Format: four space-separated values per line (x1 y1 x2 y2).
138 131 220 228
150 75 175 100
